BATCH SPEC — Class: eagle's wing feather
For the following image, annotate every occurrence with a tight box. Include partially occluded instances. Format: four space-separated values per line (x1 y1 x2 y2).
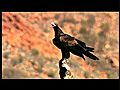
75 39 94 52
60 34 99 60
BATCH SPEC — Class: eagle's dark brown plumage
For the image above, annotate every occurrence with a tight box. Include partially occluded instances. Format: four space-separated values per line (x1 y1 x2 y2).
51 22 99 60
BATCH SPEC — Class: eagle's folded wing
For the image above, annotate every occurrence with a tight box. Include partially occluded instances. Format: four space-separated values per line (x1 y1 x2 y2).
60 34 99 60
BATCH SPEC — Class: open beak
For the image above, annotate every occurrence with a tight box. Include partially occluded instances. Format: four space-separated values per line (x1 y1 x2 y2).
51 22 56 27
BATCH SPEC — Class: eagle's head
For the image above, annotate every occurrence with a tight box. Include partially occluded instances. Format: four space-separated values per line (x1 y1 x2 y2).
51 22 64 37
51 22 58 27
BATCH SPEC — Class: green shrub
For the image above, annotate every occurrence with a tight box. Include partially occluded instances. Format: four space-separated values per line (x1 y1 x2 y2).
44 29 49 33
81 19 87 27
11 58 22 66
34 57 46 73
36 64 43 73
48 71 55 78
54 14 60 19
106 70 115 79
36 57 45 67
31 49 39 56
79 26 87 34
87 15 95 28
93 70 99 78
98 31 106 38
84 71 90 78
100 23 110 31
3 51 10 59
3 68 27 79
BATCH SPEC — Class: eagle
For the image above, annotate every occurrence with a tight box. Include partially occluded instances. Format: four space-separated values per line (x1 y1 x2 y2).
51 22 99 61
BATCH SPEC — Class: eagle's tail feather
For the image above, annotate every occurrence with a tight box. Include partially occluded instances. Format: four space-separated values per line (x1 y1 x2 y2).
83 51 99 60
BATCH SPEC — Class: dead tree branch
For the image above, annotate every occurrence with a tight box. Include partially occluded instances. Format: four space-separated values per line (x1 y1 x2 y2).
59 58 73 79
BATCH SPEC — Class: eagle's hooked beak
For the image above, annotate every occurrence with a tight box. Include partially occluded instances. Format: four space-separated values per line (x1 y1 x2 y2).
51 22 57 27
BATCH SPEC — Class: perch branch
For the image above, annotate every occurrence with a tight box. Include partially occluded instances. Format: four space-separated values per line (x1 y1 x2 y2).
59 58 73 79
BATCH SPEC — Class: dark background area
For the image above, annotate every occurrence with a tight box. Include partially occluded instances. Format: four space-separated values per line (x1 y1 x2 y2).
1 0 119 89
1 0 119 11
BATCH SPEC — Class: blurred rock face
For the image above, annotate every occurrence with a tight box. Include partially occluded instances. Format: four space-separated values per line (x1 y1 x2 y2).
2 12 119 79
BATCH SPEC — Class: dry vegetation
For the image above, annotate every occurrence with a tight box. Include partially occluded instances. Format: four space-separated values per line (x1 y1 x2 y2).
2 12 119 79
